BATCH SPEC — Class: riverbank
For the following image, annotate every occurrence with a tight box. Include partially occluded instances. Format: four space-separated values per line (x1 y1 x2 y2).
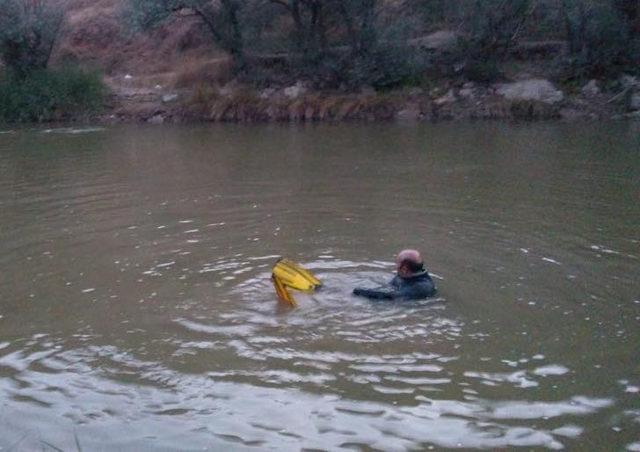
101 74 640 125
3 0 638 126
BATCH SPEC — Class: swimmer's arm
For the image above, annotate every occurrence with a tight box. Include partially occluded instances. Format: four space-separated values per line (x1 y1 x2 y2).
353 284 435 301
352 288 398 300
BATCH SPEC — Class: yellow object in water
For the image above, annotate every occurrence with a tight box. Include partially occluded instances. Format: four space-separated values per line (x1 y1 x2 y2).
272 258 321 306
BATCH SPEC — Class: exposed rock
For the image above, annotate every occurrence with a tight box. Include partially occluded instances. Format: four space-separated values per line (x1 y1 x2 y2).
459 87 475 99
496 79 564 104
284 81 308 99
162 93 179 103
434 89 456 106
396 103 421 121
620 74 639 89
581 80 600 96
259 88 276 99
147 114 164 124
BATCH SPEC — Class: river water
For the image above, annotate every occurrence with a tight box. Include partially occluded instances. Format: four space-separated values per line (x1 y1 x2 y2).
0 122 638 451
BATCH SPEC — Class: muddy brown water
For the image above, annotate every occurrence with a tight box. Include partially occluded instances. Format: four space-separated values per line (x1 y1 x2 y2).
0 122 638 451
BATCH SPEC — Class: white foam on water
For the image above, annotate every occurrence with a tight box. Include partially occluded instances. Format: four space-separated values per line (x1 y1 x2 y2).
247 255 280 261
40 127 105 134
552 425 583 438
590 244 620 255
533 365 570 376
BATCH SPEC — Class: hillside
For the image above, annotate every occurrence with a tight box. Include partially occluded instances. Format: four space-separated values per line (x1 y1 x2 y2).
38 0 640 123
56 0 219 76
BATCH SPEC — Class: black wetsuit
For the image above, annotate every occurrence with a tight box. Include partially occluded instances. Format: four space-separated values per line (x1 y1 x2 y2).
352 270 437 300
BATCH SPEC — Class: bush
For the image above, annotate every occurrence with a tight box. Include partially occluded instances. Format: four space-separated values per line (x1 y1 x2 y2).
455 0 532 82
0 67 106 123
337 44 429 90
562 0 638 79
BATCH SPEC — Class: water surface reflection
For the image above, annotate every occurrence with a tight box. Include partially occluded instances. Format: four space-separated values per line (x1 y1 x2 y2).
0 123 638 450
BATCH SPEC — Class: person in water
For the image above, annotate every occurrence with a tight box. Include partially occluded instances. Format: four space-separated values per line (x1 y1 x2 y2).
352 249 437 300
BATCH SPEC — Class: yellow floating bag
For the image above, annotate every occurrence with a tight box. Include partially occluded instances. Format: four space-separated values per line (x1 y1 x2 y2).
272 258 321 306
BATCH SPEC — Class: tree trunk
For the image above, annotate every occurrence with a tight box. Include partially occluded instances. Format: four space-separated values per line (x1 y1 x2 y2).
221 0 246 72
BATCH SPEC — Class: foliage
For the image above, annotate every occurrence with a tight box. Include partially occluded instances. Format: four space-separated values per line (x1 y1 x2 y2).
0 0 64 79
456 0 532 81
127 0 251 72
336 43 428 90
267 0 329 67
0 67 106 123
125 0 638 87
283 0 428 88
561 0 639 79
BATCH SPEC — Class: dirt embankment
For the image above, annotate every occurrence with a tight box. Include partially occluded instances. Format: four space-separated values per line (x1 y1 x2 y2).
53 0 640 124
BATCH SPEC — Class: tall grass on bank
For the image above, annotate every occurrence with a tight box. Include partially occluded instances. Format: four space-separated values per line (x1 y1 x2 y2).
0 67 106 123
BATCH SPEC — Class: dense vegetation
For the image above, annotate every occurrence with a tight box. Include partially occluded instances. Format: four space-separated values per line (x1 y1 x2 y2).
0 67 105 123
0 0 106 122
128 0 640 88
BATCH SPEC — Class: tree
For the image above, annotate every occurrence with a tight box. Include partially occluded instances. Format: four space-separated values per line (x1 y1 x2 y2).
335 0 380 59
128 0 249 72
613 0 640 33
561 0 635 78
0 0 64 79
335 0 432 88
268 0 329 67
258 0 423 87
454 0 533 81
465 0 533 59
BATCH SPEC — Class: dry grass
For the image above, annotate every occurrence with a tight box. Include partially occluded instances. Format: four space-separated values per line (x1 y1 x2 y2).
182 84 403 122
174 57 234 89
53 0 222 76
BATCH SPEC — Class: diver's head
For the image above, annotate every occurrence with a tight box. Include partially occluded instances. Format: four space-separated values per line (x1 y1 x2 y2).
396 249 425 277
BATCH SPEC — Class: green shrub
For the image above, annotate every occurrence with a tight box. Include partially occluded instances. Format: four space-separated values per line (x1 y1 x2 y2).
338 44 429 90
0 67 106 123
